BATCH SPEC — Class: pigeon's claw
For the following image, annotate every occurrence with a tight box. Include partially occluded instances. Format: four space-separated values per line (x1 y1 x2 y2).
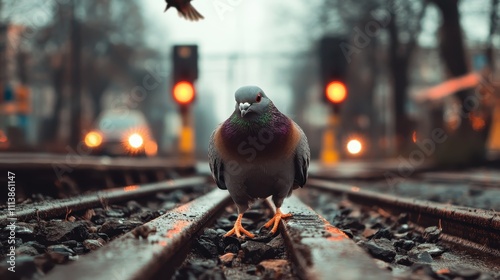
224 214 255 238
263 208 292 234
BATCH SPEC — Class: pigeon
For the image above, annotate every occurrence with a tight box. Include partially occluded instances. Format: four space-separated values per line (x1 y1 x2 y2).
209 86 310 238
164 0 204 21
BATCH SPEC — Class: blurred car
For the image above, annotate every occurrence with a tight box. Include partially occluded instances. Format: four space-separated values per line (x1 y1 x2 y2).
83 110 158 157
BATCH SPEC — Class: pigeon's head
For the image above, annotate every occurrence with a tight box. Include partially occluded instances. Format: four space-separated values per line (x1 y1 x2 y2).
234 86 272 119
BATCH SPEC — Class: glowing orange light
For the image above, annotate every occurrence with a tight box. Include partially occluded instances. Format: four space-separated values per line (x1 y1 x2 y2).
416 72 481 102
436 268 451 275
173 81 195 105
412 131 417 143
128 133 144 149
84 131 102 148
123 185 139 192
325 81 347 104
470 113 486 131
0 130 7 143
347 139 362 155
145 141 158 156
122 128 150 154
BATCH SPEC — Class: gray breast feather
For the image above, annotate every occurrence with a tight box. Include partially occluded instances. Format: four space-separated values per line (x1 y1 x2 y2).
209 123 310 190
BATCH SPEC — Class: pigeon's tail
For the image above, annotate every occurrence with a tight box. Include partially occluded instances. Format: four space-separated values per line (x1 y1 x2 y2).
179 3 204 21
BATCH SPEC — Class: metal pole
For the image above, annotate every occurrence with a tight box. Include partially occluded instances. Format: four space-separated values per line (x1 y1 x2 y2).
321 108 340 164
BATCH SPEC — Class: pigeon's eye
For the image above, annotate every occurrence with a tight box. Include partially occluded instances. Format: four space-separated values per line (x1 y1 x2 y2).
256 94 262 103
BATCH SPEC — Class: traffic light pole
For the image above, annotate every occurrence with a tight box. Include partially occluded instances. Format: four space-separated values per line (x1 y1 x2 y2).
321 108 340 164
171 45 198 160
178 106 195 161
318 36 349 164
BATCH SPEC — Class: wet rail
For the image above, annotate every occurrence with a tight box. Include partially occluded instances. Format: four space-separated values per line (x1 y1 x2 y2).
3 163 500 279
419 170 500 187
0 176 207 222
45 188 232 280
42 190 390 280
265 196 390 280
0 155 197 200
306 178 500 256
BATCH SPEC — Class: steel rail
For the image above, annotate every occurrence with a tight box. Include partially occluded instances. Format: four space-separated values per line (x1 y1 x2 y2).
0 176 208 222
307 178 500 255
266 195 391 280
45 188 231 280
0 155 195 170
420 171 500 187
45 189 391 280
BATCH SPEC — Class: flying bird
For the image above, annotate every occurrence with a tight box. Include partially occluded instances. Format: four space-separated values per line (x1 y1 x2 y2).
209 86 310 238
164 0 204 21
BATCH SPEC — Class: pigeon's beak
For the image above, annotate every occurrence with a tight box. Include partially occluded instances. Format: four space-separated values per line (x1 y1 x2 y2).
239 102 251 117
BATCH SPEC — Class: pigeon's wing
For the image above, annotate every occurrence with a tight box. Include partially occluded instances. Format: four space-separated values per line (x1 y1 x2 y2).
208 127 227 190
293 123 310 187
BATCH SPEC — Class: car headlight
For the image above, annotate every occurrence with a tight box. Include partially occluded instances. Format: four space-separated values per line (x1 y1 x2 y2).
346 139 362 155
127 133 144 149
84 131 103 148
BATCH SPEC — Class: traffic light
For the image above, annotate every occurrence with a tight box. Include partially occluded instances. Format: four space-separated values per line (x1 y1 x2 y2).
172 45 198 107
173 81 195 105
319 36 348 112
325 81 347 104
171 45 199 158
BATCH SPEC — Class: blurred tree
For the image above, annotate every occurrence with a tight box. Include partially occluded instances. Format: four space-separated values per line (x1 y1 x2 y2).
430 0 488 165
34 2 71 144
387 0 428 154
283 1 387 158
0 1 5 94
486 0 499 70
78 0 146 117
284 0 427 157
430 0 467 81
27 0 159 145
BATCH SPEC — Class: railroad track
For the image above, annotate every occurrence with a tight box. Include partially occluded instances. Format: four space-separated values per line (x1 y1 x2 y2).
305 179 500 254
2 171 500 279
419 169 500 187
0 154 196 201
299 179 500 279
0 176 207 222
1 174 390 280
0 176 210 280
308 168 500 211
43 187 390 280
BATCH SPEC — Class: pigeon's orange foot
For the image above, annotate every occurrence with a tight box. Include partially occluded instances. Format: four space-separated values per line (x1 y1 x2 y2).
263 208 292 234
224 214 255 238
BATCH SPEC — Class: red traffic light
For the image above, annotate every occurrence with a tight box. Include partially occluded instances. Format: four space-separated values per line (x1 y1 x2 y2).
325 81 347 104
173 81 195 105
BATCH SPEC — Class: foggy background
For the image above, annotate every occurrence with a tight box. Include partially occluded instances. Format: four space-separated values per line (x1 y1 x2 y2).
0 0 498 162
